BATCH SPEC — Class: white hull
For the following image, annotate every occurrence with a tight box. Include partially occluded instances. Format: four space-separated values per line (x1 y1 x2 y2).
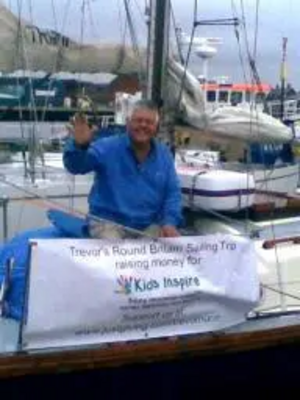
252 164 299 207
176 162 255 212
179 150 300 211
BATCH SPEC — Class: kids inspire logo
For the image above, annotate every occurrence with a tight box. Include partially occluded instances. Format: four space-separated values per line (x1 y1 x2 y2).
115 275 160 295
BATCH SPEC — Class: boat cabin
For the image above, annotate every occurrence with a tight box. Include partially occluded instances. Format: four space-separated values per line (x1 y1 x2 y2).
200 82 272 110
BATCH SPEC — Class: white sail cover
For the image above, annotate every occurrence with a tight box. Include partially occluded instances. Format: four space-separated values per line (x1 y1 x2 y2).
167 59 293 144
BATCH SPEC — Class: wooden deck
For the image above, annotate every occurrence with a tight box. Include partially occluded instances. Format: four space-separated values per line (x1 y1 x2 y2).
0 316 299 380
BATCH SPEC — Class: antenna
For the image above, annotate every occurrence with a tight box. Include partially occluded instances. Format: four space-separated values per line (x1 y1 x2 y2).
194 39 220 82
178 32 222 82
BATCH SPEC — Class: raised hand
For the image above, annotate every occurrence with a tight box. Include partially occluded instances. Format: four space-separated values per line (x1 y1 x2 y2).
72 113 94 146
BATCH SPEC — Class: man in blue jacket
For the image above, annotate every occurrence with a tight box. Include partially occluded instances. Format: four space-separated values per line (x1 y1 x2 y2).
63 99 182 239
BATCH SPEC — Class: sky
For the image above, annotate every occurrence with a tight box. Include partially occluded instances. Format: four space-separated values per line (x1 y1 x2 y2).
5 0 300 88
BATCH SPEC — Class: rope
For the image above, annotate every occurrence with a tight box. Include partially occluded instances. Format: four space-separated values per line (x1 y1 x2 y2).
231 0 249 83
122 0 144 83
170 2 185 65
188 170 207 210
261 283 300 307
174 0 198 113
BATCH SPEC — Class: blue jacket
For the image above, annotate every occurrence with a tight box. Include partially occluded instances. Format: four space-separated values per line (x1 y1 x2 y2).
63 134 182 230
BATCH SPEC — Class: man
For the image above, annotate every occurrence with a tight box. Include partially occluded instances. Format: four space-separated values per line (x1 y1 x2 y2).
63 100 182 239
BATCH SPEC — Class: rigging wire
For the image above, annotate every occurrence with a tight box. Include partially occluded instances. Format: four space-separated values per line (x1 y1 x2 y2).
40 0 65 120
238 0 287 310
122 0 144 85
230 0 254 236
13 0 28 178
239 0 251 69
85 0 101 40
230 0 248 83
117 0 128 47
19 0 72 155
27 0 33 24
132 0 145 21
175 0 198 113
12 0 39 227
262 283 300 304
229 1 290 308
17 0 40 180
233 0 264 236
253 0 260 60
170 1 185 65
239 0 262 88
79 0 86 61
39 0 75 211
17 0 76 209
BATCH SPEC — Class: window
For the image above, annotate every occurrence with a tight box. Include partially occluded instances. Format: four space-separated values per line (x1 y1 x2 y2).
245 91 251 102
219 91 228 103
206 91 216 102
0 85 25 98
231 91 243 104
255 93 266 103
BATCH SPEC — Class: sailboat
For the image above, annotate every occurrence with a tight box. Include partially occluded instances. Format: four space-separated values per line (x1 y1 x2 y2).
1 34 298 240
0 0 300 391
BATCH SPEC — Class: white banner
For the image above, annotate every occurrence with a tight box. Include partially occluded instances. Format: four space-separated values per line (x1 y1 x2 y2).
22 235 260 350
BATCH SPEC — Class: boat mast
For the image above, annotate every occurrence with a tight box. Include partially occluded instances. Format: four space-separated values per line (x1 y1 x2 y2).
279 37 288 121
146 0 174 149
146 0 170 105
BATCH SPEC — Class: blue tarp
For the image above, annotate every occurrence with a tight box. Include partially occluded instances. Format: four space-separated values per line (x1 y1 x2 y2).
0 209 88 321
250 143 294 165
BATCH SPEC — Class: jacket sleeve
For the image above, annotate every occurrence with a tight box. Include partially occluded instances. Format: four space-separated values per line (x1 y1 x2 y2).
63 138 104 174
160 149 183 227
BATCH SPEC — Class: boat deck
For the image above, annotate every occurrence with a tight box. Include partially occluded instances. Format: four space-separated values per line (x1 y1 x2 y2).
0 312 299 394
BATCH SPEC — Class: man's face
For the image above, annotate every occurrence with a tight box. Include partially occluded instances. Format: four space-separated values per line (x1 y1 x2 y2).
127 108 159 145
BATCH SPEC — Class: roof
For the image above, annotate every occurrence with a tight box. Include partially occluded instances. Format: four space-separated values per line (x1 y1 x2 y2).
200 82 273 92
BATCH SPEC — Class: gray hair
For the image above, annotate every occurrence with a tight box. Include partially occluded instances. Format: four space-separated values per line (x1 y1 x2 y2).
129 99 160 123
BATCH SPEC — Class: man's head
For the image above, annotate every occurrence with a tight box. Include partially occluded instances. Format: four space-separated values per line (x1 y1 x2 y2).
127 99 160 146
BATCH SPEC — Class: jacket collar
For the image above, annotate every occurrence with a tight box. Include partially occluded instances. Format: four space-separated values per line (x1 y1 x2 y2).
124 134 157 156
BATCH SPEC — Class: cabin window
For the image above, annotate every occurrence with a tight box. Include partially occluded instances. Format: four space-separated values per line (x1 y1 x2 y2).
245 91 251 102
231 91 243 105
255 93 266 103
206 90 216 102
0 85 25 97
219 91 228 103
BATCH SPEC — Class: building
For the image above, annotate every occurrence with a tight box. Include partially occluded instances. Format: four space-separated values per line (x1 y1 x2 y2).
0 71 141 109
